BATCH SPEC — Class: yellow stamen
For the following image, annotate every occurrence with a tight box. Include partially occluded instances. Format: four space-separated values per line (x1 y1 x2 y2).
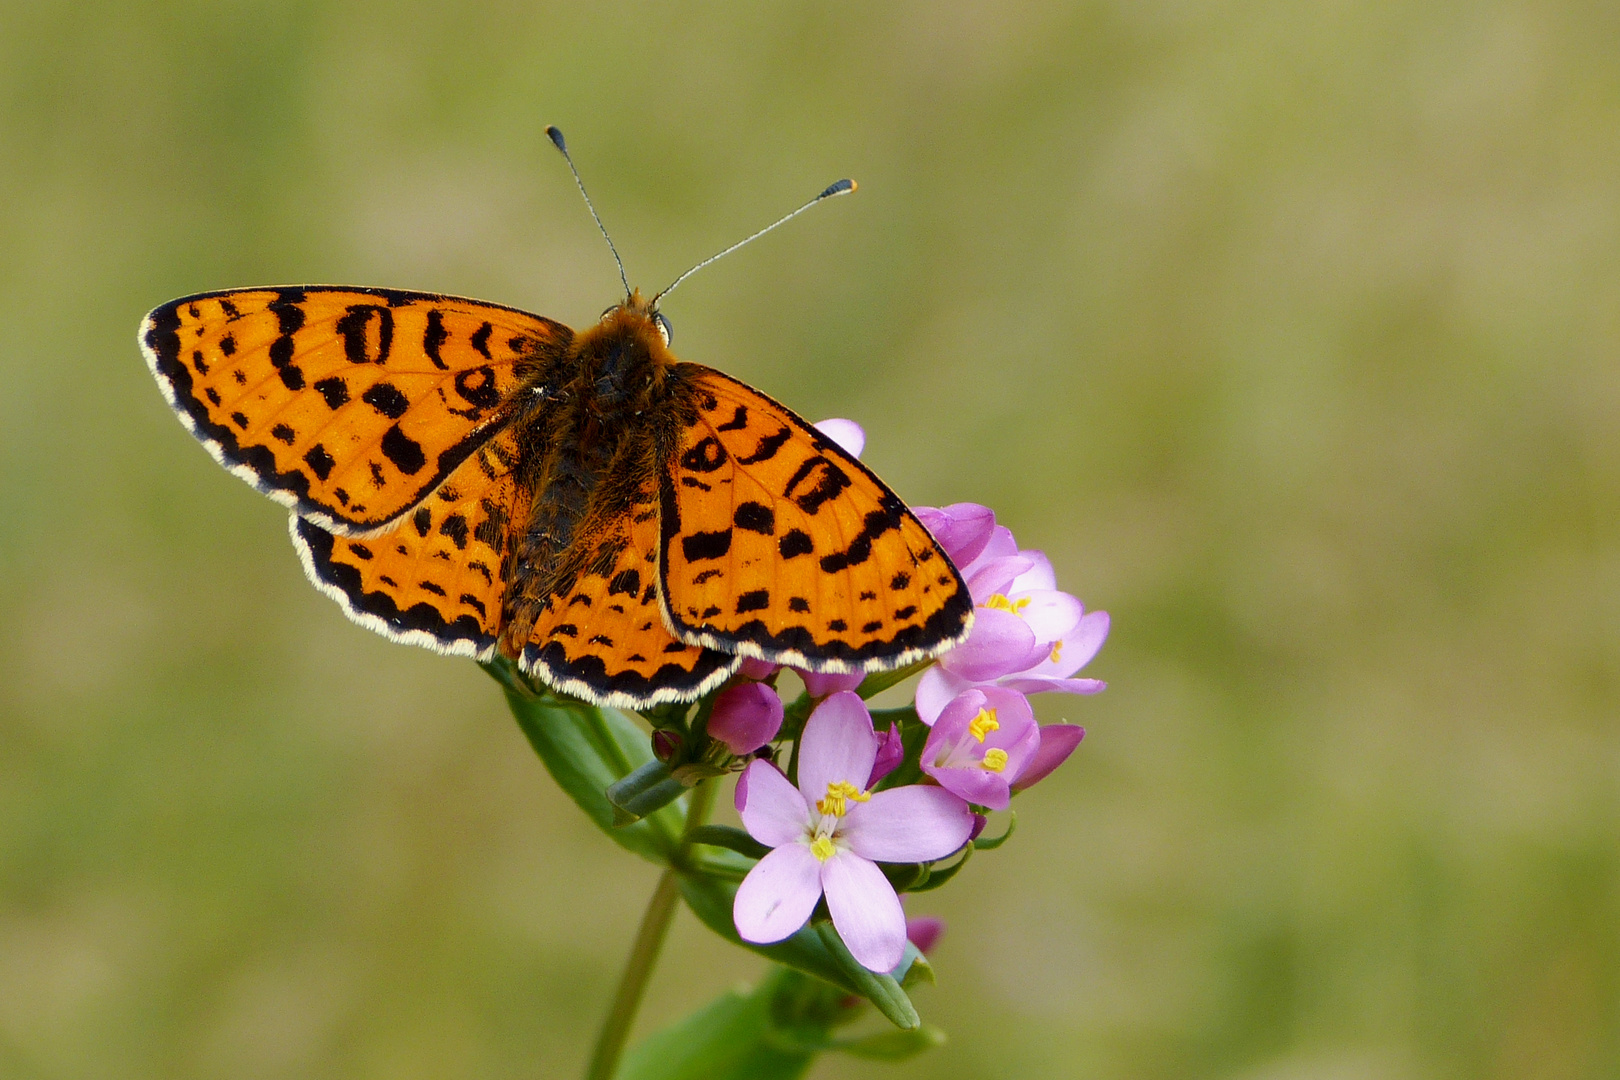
968 707 1000 743
982 748 1009 773
1050 639 1063 664
809 835 836 861
815 780 871 818
984 593 1031 615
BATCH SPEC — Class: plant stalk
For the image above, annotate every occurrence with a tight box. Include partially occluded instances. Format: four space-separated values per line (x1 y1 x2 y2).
583 779 718 1080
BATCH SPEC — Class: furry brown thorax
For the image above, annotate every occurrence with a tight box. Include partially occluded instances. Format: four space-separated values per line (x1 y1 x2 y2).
499 290 691 654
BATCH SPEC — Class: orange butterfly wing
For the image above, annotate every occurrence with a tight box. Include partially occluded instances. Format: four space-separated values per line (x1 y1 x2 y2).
659 366 974 671
521 475 740 708
290 427 531 657
141 287 568 534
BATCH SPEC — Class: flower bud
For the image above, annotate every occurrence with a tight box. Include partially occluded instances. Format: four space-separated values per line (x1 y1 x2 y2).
707 682 784 756
905 915 946 956
797 668 864 698
737 657 780 681
650 729 682 763
868 722 905 787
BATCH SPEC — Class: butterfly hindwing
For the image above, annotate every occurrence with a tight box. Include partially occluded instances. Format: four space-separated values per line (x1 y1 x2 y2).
659 366 974 671
290 427 530 657
141 287 569 535
521 474 739 708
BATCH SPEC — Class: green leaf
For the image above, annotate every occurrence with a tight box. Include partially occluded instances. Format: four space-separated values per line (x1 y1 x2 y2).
973 810 1017 849
908 844 973 893
686 825 770 860
879 861 929 893
900 950 934 989
829 1025 947 1060
614 975 815 1080
815 921 920 1030
484 659 682 863
679 870 932 1014
616 964 945 1079
606 760 688 826
677 871 860 994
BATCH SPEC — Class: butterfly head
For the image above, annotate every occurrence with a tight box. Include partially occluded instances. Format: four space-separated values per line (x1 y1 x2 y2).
599 289 673 347
572 290 679 404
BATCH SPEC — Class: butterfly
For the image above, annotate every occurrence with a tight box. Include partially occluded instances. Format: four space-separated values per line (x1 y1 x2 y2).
140 141 973 710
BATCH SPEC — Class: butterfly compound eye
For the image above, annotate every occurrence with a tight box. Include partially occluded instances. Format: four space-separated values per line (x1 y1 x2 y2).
653 312 673 346
600 305 618 322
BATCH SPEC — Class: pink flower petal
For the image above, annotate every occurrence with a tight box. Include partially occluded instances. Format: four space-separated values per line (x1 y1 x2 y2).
1011 724 1086 792
998 676 1107 696
841 785 976 862
734 843 823 945
708 682 785 756
977 686 1039 760
1008 550 1056 592
796 691 878 805
913 665 971 725
929 763 1012 808
925 688 988 749
975 525 1019 566
915 503 996 567
1059 610 1110 675
813 418 866 459
798 669 864 698
736 760 809 847
1014 590 1085 643
939 607 1040 682
822 851 907 972
965 556 1035 604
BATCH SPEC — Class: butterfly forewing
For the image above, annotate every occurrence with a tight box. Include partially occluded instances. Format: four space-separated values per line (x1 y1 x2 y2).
520 474 740 708
658 366 974 671
290 426 531 657
142 287 569 534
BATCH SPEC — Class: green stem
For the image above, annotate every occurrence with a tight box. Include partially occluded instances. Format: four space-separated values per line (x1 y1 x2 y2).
583 779 718 1080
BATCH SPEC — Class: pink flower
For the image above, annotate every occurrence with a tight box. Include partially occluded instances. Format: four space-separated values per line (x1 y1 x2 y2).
920 687 1040 810
707 682 784 756
732 692 975 971
913 503 1108 724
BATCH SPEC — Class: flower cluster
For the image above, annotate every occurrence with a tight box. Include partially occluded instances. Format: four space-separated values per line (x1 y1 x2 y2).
696 421 1109 972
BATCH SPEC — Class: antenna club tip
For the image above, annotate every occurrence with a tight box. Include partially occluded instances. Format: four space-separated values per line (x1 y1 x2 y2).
545 126 567 152
819 178 856 199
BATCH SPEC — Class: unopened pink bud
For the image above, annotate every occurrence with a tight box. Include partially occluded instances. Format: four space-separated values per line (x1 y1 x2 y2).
868 722 905 787
798 669 864 698
905 915 946 956
707 682 784 756
738 657 780 681
651 729 682 762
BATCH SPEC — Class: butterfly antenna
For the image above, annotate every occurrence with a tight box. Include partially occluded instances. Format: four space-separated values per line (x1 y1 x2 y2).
545 126 632 299
652 178 857 308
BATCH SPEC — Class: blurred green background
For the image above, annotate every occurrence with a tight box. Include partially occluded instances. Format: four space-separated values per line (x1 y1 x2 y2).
3 1 1617 1077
